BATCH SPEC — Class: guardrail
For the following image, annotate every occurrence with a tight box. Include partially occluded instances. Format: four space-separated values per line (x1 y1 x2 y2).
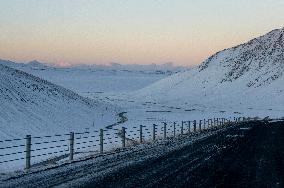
0 117 247 172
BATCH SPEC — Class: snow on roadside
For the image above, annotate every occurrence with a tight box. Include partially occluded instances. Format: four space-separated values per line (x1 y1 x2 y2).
0 64 121 172
0 122 241 187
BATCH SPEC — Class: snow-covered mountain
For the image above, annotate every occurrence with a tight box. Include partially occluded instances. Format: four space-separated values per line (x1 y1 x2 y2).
134 28 284 116
0 64 120 139
72 62 187 72
0 59 187 74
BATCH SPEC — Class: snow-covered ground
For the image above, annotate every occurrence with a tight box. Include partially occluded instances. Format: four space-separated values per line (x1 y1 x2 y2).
77 28 284 135
0 28 283 174
0 64 123 172
0 122 241 187
0 60 186 97
121 28 284 122
0 60 188 173
0 64 122 139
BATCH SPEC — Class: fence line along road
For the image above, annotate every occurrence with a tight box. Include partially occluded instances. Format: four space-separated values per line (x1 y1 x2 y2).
0 116 248 172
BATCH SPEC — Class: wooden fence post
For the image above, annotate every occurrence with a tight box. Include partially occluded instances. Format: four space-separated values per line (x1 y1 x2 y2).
163 122 167 139
140 125 143 143
217 118 219 126
69 132 74 161
153 124 156 141
188 121 191 133
199 120 202 131
25 135 31 170
203 119 206 129
193 120 197 132
181 121 184 135
173 122 176 137
100 129 104 154
207 119 210 128
122 127 126 148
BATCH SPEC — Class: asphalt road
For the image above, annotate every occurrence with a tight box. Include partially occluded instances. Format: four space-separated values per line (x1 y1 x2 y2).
85 120 284 188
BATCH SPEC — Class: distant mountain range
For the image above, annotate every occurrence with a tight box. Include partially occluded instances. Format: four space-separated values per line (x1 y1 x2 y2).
0 59 189 73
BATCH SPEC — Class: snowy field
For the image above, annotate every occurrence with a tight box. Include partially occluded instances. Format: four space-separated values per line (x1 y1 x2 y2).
0 122 245 187
0 60 190 173
1 60 186 97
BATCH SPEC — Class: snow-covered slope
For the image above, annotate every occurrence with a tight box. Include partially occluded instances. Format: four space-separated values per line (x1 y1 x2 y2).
0 60 186 97
0 64 120 139
134 28 284 116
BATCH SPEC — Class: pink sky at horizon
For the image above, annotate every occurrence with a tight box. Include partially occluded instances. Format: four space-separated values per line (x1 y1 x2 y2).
0 1 283 66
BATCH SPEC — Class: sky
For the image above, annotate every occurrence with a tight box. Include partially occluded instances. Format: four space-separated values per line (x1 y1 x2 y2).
0 0 283 66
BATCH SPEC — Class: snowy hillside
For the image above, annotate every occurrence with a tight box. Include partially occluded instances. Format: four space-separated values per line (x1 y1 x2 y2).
132 28 284 117
0 64 120 139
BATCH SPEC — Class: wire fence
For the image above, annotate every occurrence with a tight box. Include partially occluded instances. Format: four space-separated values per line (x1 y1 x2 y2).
0 116 248 171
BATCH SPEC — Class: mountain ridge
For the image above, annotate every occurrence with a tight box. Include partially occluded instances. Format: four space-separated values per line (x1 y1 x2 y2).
199 28 284 87
132 28 284 116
